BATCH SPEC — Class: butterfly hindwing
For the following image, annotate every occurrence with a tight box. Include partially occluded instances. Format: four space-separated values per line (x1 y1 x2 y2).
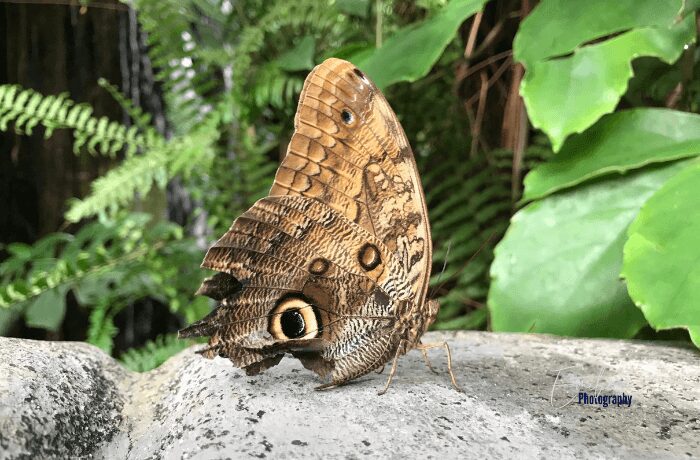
180 195 411 378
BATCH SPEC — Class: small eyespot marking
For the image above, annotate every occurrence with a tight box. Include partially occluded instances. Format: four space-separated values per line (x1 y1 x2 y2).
358 243 381 271
309 257 330 275
341 109 354 125
353 68 368 82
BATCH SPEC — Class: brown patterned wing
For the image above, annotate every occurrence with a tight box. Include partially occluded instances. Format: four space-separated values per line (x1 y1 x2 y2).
270 58 432 308
180 195 412 379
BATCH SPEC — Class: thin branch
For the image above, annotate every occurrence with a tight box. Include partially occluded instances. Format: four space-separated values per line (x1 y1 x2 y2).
464 56 512 107
462 49 512 82
470 19 505 60
464 11 483 58
375 0 383 48
503 0 532 203
470 71 489 157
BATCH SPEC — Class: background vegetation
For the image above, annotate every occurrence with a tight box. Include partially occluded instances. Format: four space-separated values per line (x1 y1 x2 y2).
1 0 698 371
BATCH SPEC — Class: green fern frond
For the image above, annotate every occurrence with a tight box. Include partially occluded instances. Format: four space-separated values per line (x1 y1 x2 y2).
234 0 357 82
252 65 305 110
119 333 197 372
190 115 278 236
65 111 221 222
86 298 119 354
97 78 158 134
423 149 514 329
0 211 208 352
0 214 181 308
132 0 233 133
0 84 162 156
422 142 551 330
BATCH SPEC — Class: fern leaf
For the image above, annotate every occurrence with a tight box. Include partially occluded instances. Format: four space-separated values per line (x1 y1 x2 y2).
98 78 155 132
65 112 221 222
0 84 163 157
423 149 513 328
119 334 197 372
86 298 119 354
0 214 179 308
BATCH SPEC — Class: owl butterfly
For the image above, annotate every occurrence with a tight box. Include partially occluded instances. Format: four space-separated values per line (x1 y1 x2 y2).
179 58 461 394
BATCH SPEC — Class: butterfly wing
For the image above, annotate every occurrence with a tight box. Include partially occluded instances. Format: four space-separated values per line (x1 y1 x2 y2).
181 58 432 384
270 58 432 306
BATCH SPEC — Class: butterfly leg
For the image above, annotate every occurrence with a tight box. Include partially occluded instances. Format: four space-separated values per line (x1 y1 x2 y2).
415 341 463 392
420 347 439 374
315 361 390 391
315 382 338 391
377 340 406 396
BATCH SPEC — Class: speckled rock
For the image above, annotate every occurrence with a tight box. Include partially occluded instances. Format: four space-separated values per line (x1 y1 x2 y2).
0 331 698 459
0 340 126 458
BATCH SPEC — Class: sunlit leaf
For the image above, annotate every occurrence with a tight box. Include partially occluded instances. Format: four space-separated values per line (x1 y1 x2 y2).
515 0 696 151
354 0 489 89
622 161 700 348
514 0 687 65
522 109 700 201
489 160 690 337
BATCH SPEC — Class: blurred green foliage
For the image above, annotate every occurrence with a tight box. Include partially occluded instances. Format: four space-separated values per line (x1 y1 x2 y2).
1 0 699 370
120 334 200 372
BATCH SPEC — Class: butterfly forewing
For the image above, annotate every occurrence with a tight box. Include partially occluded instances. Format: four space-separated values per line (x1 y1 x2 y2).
271 58 432 306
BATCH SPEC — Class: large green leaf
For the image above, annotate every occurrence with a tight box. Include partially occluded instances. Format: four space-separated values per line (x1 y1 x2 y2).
622 161 700 347
488 160 690 337
514 0 685 65
522 109 700 202
353 0 488 89
517 7 695 151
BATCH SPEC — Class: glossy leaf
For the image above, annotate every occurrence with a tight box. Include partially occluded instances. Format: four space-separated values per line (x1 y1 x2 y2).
514 0 685 65
523 109 700 202
517 9 695 151
489 161 690 337
354 0 488 89
622 161 700 347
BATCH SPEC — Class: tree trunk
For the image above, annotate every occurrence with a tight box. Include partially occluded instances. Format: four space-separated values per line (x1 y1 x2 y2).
0 2 125 243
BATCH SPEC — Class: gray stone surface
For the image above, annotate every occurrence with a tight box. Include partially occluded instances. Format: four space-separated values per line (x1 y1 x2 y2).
0 331 698 459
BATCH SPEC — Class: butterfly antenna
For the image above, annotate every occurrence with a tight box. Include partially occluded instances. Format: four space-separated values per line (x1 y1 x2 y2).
430 230 499 299
428 240 452 298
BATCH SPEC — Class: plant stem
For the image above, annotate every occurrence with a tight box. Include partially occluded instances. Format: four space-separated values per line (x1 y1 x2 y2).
375 0 383 48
